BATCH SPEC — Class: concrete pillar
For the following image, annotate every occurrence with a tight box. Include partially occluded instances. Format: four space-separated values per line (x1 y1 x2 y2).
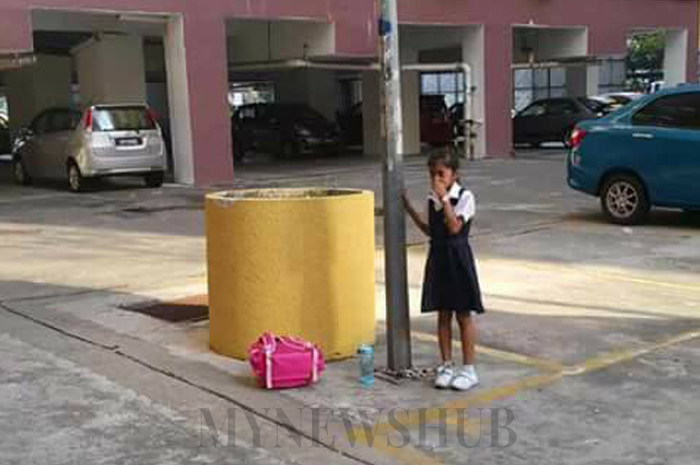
463 25 489 158
74 34 146 106
664 29 689 86
361 70 382 157
400 48 421 156
5 54 72 130
566 65 600 96
165 15 232 185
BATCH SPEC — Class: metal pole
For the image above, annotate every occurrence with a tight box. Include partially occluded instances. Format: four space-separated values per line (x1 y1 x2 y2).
377 0 412 371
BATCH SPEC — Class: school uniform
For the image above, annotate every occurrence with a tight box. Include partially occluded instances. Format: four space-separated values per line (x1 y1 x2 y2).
421 182 485 314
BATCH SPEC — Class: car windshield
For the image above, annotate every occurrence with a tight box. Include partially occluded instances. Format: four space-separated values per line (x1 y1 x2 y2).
580 98 610 113
92 107 157 132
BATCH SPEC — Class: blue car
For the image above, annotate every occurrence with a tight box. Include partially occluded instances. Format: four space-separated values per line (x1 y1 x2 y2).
567 84 700 225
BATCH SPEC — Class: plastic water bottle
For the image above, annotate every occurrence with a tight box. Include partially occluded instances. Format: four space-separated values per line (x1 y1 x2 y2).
358 344 374 387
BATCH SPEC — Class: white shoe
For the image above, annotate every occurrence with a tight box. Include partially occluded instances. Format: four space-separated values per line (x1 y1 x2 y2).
434 363 456 389
451 366 479 391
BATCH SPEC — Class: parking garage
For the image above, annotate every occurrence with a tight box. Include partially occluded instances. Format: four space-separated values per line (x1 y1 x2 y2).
0 0 696 189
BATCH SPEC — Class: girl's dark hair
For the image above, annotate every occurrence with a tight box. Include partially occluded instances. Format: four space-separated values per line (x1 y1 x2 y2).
427 146 460 172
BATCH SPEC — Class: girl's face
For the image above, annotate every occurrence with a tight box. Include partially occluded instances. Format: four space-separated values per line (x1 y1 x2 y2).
430 162 458 188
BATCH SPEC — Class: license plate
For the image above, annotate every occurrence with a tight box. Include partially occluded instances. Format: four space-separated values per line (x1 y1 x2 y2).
115 137 142 147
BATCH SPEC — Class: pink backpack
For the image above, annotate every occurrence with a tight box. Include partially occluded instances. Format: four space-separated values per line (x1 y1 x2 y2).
248 332 325 389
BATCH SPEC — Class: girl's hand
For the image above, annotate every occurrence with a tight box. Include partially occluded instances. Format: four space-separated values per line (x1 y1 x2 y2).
401 189 410 209
432 179 448 199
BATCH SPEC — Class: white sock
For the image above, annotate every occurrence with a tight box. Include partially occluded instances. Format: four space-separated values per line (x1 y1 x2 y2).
463 365 476 376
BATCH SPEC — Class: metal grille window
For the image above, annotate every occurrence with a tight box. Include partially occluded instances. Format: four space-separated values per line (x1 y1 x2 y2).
599 59 627 94
420 72 465 108
513 67 566 112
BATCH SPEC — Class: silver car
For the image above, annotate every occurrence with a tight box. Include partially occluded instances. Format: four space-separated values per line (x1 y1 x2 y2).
12 104 167 192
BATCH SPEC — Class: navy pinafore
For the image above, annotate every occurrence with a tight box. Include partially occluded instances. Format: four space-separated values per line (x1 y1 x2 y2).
421 188 485 314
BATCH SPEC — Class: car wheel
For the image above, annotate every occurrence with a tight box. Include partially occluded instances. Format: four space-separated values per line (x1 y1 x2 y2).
12 157 32 186
67 162 85 193
144 171 164 188
600 174 650 225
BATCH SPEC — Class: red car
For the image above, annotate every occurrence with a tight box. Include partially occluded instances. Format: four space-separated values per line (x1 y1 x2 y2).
419 95 452 146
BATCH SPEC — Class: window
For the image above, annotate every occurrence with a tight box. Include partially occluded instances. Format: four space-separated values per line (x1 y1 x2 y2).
31 113 51 134
633 93 700 129
49 111 81 132
420 72 465 109
580 98 609 113
520 102 547 117
513 67 567 112
92 107 156 132
546 100 578 116
599 59 627 94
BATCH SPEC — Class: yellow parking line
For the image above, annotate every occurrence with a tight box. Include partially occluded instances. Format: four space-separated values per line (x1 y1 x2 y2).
584 271 700 293
372 441 446 465
563 328 700 376
496 260 700 293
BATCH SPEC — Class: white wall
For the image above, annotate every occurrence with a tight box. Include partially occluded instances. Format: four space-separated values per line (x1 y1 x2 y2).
74 34 146 105
5 54 72 130
665 29 688 86
164 15 195 184
513 27 587 63
463 25 486 158
227 21 335 63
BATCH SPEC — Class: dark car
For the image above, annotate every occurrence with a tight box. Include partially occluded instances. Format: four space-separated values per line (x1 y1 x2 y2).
513 97 609 148
336 95 453 147
0 114 11 155
232 103 340 161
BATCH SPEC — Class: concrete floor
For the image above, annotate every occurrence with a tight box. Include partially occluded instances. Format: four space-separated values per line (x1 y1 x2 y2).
1 148 699 464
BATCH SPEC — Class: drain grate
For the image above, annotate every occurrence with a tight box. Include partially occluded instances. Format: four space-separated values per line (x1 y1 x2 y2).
121 294 209 323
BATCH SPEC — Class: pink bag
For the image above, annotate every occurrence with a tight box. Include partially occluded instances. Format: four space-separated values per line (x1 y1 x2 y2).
248 332 325 389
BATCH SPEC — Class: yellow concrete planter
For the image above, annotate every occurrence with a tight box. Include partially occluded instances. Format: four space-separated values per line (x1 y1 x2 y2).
206 188 376 361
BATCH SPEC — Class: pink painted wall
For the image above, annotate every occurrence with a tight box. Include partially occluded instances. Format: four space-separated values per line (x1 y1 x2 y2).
0 0 697 180
0 8 33 52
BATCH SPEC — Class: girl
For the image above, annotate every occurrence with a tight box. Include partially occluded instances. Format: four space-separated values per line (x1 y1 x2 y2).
403 148 485 391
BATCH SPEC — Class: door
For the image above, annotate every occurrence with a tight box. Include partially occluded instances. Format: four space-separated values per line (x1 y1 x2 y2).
629 92 700 205
513 100 548 144
541 99 580 141
43 110 79 178
21 112 52 177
